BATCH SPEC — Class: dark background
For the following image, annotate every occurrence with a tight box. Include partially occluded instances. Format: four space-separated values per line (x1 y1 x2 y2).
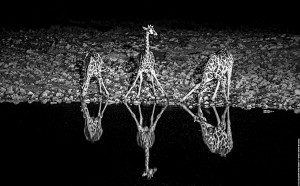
1 0 299 31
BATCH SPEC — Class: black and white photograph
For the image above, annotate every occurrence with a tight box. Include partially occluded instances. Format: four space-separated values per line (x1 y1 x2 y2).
1 0 299 185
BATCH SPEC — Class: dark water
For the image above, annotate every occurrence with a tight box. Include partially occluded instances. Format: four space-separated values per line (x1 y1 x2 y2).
1 101 298 185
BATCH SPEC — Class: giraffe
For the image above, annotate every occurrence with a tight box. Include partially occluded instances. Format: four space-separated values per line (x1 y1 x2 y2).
124 101 168 179
82 52 109 97
125 25 166 98
81 99 108 143
181 48 234 103
180 103 233 157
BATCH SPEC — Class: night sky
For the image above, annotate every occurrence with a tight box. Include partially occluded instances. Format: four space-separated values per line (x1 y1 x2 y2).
0 0 299 31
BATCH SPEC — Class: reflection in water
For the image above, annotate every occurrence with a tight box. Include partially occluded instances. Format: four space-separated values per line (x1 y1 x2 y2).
81 99 108 143
180 104 233 157
124 102 168 179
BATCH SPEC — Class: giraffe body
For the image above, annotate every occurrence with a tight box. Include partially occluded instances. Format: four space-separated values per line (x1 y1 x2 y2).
125 25 166 98
81 100 108 143
199 106 233 157
180 104 233 157
181 48 233 103
82 53 109 97
140 51 155 72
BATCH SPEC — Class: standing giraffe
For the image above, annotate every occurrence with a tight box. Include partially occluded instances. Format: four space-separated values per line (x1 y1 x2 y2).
181 48 234 103
81 99 108 143
125 25 166 98
180 103 233 157
124 102 168 179
82 52 109 97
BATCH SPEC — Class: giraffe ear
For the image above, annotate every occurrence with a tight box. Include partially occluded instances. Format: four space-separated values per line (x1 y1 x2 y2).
142 26 147 30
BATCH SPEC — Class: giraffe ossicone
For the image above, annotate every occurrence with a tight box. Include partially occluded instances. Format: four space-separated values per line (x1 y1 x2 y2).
82 52 109 97
181 48 234 103
125 25 166 99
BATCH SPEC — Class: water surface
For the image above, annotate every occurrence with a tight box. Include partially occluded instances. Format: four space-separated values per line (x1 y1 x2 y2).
1 102 297 185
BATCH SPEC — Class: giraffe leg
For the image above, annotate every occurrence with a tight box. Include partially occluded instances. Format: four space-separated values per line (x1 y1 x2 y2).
82 75 91 97
138 103 143 124
181 83 201 101
100 78 109 96
198 85 210 104
221 80 228 103
151 103 155 125
151 71 166 96
137 72 143 98
227 68 232 102
182 76 215 102
125 71 142 98
97 77 102 95
150 74 156 96
211 80 220 101
212 106 221 124
226 106 232 138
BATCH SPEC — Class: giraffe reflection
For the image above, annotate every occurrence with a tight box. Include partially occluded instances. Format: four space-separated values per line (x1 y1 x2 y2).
81 99 108 143
180 104 233 157
124 102 168 179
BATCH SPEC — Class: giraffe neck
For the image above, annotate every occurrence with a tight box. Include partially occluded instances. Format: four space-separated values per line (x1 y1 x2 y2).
145 32 150 55
145 146 150 171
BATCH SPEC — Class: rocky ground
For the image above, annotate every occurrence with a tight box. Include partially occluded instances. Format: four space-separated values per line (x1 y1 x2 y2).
0 20 299 111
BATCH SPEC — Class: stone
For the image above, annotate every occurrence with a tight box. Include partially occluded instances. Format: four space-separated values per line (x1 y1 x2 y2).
56 92 64 97
19 88 27 95
161 70 168 76
0 87 6 92
295 89 300 95
6 86 14 94
40 90 50 97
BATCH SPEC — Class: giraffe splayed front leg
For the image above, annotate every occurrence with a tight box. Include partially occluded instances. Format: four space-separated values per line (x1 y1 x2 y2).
181 48 233 103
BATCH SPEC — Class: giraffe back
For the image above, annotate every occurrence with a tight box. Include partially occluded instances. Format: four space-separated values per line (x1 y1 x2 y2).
200 120 232 156
202 48 233 81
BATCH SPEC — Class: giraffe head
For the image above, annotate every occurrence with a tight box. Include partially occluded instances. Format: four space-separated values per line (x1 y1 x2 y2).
143 25 157 36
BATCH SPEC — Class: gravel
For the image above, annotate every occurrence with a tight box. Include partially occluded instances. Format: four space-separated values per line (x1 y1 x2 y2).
0 23 299 110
